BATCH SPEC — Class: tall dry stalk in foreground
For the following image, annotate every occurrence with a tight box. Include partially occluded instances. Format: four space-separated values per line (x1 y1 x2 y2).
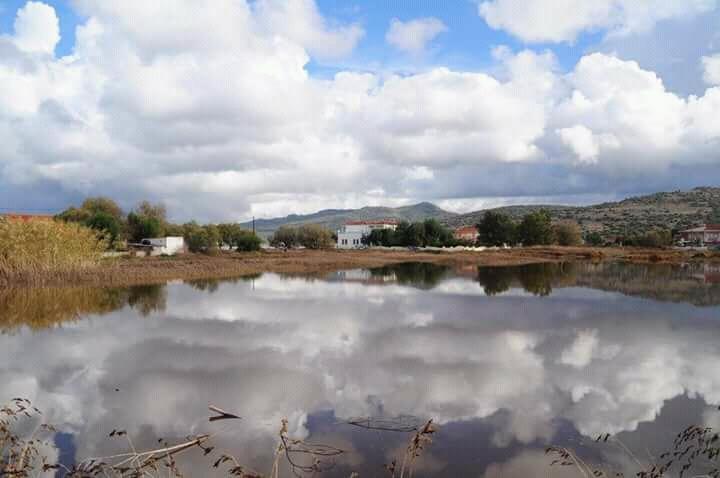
548 425 720 478
347 416 436 478
0 218 107 285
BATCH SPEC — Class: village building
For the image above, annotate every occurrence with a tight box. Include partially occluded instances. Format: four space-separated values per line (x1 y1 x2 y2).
0 213 54 222
454 226 478 242
679 224 720 245
336 220 398 249
130 237 186 256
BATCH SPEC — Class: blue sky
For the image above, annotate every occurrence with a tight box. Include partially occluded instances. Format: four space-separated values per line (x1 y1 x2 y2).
1 0 600 74
0 0 718 221
0 0 79 54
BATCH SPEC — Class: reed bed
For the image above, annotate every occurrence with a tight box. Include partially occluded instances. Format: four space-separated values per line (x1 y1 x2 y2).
1 399 439 478
0 218 107 286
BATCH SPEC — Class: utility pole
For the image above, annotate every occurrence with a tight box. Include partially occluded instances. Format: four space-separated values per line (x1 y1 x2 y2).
252 216 255 234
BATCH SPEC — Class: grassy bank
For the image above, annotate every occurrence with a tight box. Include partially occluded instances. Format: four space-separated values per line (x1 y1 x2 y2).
2 246 718 289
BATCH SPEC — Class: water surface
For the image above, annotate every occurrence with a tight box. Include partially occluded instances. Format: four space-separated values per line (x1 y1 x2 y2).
2 262 720 477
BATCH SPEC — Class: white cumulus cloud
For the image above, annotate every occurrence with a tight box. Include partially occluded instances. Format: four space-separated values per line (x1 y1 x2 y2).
478 0 717 43
1 2 720 220
385 17 447 54
11 1 60 54
702 54 720 85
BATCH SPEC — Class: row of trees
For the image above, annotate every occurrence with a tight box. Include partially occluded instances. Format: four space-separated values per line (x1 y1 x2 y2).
476 210 673 248
363 219 458 247
476 210 576 246
269 225 335 249
56 197 261 253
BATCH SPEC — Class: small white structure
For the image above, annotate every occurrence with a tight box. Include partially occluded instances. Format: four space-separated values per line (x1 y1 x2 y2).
139 237 186 256
337 220 398 249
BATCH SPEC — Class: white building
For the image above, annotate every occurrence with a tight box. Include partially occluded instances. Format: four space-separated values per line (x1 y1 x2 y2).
337 220 398 249
139 237 186 255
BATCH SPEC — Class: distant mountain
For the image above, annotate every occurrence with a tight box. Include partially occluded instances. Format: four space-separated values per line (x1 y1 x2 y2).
244 187 719 239
242 202 457 236
445 187 720 238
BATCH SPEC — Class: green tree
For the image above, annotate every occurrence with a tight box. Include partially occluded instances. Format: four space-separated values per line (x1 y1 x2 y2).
517 210 554 246
182 222 209 253
80 197 124 220
297 224 334 249
127 212 162 242
708 206 720 224
204 224 221 252
584 231 604 246
85 211 122 245
477 211 516 246
56 206 91 224
553 221 583 246
135 201 167 223
235 230 262 251
270 226 299 248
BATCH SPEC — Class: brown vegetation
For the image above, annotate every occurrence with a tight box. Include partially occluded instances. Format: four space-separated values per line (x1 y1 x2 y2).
0 218 107 285
2 246 718 289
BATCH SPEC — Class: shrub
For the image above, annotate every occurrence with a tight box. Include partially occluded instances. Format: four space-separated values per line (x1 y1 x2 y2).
235 230 262 252
553 221 583 246
297 224 335 249
0 219 107 280
85 211 122 246
270 226 299 248
584 231 604 246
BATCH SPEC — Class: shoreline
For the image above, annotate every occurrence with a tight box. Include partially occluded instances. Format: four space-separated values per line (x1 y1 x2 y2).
2 246 718 289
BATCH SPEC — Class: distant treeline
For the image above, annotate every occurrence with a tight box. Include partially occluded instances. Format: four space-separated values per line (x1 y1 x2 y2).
56 197 261 253
268 225 335 249
475 210 674 248
363 219 460 247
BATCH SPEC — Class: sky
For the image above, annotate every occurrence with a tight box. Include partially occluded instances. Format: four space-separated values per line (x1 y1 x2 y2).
0 0 719 222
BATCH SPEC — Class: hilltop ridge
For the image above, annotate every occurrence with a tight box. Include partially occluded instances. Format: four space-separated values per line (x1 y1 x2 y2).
242 202 456 236
244 187 720 238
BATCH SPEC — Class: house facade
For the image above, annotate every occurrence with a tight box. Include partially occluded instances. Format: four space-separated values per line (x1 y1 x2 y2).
131 237 186 256
337 220 398 249
454 226 478 242
679 224 720 245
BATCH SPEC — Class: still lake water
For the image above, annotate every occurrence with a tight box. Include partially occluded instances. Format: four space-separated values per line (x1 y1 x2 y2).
2 262 720 477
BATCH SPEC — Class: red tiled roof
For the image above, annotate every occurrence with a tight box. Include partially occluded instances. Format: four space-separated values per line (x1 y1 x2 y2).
1 213 54 222
681 224 720 232
455 226 477 234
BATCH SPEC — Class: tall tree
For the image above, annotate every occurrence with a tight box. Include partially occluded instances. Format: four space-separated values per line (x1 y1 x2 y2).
517 210 554 246
477 211 516 246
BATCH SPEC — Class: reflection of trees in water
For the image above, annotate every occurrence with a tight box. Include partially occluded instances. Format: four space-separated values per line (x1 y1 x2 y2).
476 261 720 305
126 284 167 317
185 274 262 294
0 284 168 332
370 263 451 289
574 262 720 306
476 263 578 297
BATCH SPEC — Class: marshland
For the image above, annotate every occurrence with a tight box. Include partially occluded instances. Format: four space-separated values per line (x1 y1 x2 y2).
3 261 720 477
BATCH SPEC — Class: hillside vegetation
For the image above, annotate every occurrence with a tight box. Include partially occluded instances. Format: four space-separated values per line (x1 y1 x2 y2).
242 202 456 236
447 187 720 238
244 187 719 239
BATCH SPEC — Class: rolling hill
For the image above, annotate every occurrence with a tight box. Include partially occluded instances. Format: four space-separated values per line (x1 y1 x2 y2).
244 187 719 239
242 202 457 236
446 187 720 237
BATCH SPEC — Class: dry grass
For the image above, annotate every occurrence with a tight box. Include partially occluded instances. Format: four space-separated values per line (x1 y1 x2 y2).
4 246 716 290
548 425 720 477
10 396 720 477
0 218 107 286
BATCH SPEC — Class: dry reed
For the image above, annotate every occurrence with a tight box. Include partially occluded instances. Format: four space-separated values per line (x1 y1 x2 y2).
0 218 107 286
